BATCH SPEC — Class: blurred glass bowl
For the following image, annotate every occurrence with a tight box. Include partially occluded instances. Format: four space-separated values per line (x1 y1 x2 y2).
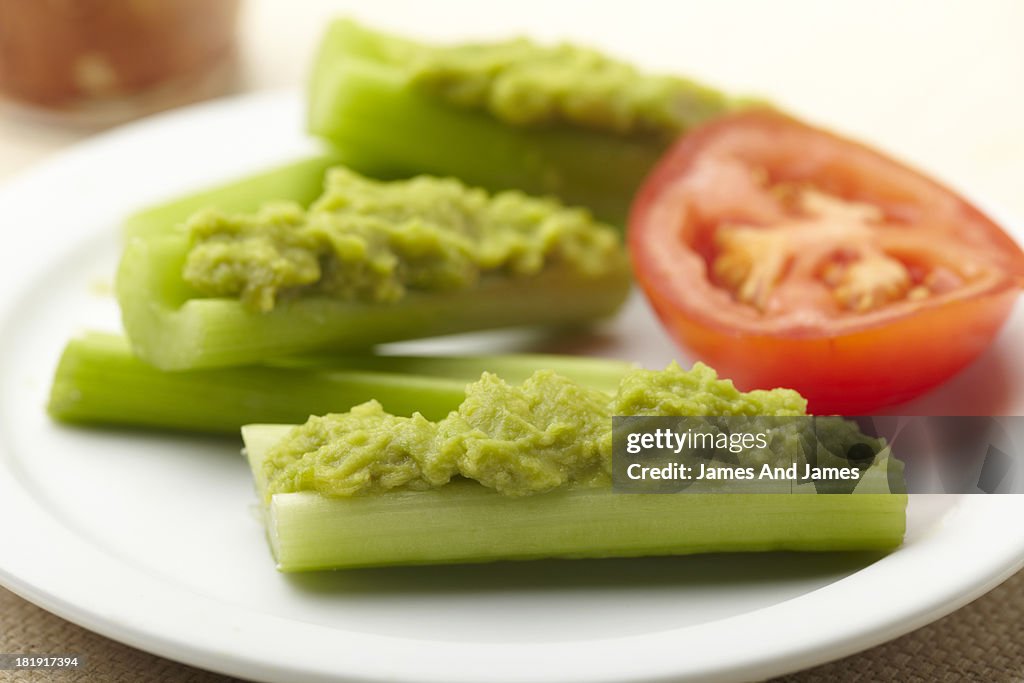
0 0 241 127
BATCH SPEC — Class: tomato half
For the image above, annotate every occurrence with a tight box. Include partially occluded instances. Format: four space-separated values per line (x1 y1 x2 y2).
628 110 1024 414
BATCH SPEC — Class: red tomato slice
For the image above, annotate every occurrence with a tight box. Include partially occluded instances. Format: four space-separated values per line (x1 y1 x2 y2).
628 110 1024 414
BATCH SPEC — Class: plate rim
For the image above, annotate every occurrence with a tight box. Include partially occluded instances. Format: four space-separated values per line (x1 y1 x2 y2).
1 89 1023 683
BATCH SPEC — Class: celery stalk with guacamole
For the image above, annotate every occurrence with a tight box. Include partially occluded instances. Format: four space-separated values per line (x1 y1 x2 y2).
307 20 757 225
244 363 906 572
123 154 348 241
117 167 631 370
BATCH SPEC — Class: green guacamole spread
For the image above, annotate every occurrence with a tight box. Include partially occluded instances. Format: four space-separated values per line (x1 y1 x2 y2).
261 362 808 500
183 168 623 312
403 37 741 136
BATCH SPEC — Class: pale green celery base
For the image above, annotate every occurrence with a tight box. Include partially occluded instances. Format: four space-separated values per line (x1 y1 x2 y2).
47 333 632 433
243 425 907 572
117 233 632 370
308 28 667 226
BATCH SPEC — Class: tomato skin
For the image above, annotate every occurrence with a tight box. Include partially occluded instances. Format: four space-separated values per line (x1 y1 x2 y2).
629 111 1024 414
644 283 1019 414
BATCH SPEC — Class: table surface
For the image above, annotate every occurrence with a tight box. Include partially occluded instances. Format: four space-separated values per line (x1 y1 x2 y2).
1 1 1022 681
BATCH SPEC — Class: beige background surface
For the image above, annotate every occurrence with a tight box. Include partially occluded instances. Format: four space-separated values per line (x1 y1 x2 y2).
2 570 1023 682
1 1 1023 681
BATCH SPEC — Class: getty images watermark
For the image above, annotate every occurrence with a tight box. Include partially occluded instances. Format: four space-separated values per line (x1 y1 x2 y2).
612 416 1021 494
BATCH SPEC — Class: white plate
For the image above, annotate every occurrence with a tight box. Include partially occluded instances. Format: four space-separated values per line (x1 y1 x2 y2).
0 90 1022 683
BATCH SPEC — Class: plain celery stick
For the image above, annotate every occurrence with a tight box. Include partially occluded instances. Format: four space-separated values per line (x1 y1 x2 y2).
292 353 632 393
48 333 465 431
123 154 345 241
117 232 632 370
243 425 907 572
48 333 632 433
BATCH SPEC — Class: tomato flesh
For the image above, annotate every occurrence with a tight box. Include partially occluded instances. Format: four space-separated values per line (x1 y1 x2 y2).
629 110 1024 413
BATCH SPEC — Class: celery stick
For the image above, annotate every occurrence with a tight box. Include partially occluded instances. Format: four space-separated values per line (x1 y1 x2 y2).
308 20 750 225
118 173 632 369
119 232 630 370
287 353 631 393
123 152 416 241
124 154 344 241
47 333 632 433
48 334 464 431
244 425 907 571
309 58 662 226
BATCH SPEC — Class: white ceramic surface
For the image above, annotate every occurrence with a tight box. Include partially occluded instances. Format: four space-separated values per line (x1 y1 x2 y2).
0 91 1022 683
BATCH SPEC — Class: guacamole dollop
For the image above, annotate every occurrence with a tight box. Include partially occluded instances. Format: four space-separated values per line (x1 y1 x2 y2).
183 168 623 312
405 37 741 136
261 362 808 499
